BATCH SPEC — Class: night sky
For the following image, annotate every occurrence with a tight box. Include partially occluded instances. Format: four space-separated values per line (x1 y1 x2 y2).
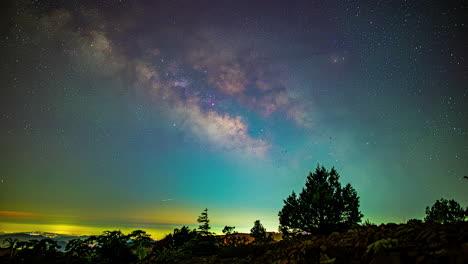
1 0 467 239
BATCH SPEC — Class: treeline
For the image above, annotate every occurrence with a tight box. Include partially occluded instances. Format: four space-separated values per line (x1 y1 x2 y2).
2 164 467 263
1 209 271 264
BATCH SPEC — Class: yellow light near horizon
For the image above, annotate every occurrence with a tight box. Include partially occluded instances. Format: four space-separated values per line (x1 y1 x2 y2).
0 222 173 240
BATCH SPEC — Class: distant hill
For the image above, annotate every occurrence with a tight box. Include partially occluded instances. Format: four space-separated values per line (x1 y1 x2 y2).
0 232 90 252
217 232 282 244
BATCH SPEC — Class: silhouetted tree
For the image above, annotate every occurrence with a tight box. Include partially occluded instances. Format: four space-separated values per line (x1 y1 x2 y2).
64 230 152 263
222 226 236 235
29 239 61 258
424 198 467 224
183 208 218 255
66 237 96 263
197 208 211 236
171 226 198 248
13 238 61 263
363 219 375 227
95 230 135 264
16 240 31 251
220 226 248 247
278 164 363 237
128 230 153 260
151 226 198 263
406 218 423 225
250 220 273 244
4 238 18 258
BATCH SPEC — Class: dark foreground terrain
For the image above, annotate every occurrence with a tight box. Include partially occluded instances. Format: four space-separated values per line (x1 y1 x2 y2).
152 222 468 264
2 222 468 264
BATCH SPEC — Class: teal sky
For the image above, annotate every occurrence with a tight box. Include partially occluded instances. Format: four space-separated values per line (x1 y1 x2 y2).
0 0 467 239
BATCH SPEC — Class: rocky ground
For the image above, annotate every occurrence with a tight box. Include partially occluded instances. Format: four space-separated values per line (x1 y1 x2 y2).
170 222 468 264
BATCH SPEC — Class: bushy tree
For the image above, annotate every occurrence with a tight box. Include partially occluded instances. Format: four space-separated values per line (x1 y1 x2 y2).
31 239 61 257
171 226 198 248
222 226 236 235
128 230 153 260
14 238 61 263
66 237 97 262
406 218 423 225
278 164 363 237
424 198 467 224
151 226 197 262
4 238 19 258
152 210 218 258
95 230 136 263
220 226 248 247
250 220 273 243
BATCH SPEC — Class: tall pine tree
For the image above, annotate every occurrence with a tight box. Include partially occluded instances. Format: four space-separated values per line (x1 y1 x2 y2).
197 208 211 236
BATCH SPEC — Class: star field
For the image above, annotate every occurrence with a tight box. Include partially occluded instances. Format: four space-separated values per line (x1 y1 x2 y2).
0 0 467 238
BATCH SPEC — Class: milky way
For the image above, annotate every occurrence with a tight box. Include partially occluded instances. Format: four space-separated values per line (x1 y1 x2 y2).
0 0 467 238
